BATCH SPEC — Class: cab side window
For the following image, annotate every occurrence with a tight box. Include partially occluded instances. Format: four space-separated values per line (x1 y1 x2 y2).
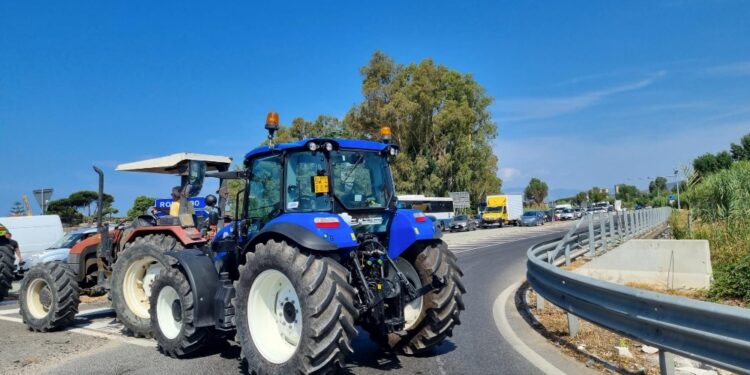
246 155 282 230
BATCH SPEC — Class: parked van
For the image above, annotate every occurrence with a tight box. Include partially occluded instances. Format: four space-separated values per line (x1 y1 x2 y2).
0 215 64 259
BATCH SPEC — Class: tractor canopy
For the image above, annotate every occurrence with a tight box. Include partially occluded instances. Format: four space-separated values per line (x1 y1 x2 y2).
116 152 232 175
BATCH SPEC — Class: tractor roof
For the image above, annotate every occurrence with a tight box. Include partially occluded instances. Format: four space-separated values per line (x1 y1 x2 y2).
116 152 233 174
244 138 390 160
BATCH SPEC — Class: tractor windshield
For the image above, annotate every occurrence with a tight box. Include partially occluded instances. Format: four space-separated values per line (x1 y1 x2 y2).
331 150 395 210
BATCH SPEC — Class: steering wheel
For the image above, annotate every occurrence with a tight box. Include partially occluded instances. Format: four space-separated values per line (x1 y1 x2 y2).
298 196 314 210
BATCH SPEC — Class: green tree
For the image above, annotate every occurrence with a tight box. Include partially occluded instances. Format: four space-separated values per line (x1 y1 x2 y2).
588 187 608 203
47 198 84 224
68 191 99 216
615 184 640 202
524 178 548 205
574 192 588 206
9 201 25 216
344 51 501 207
127 196 155 219
693 153 719 176
649 177 668 196
716 150 733 170
730 133 750 161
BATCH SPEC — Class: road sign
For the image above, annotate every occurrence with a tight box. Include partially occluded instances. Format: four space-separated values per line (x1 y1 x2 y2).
450 191 471 209
154 197 209 218
32 188 54 215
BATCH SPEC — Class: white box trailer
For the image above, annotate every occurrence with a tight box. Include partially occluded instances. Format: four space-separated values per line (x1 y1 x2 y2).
0 215 64 259
505 194 523 225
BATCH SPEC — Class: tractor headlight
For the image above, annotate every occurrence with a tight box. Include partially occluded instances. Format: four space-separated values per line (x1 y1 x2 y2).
324 142 333 151
307 142 319 151
389 146 398 156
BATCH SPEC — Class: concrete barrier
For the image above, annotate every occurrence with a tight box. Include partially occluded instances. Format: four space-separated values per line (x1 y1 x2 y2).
573 239 712 289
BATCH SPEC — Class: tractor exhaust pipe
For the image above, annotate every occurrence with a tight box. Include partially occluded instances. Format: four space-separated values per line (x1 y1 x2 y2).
92 166 112 264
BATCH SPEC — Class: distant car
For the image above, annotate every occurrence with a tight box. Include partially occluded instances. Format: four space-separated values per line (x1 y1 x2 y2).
23 227 99 270
520 211 545 226
573 208 583 218
560 208 576 220
450 215 477 232
554 208 564 221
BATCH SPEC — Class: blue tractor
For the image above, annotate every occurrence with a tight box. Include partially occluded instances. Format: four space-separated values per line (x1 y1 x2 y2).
148 113 466 374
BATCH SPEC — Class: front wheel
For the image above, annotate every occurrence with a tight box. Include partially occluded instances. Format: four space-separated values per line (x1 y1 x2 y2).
19 262 80 331
368 241 466 355
234 240 357 374
150 267 209 357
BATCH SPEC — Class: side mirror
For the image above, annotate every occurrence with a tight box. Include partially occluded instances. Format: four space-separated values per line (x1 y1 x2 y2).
184 160 206 198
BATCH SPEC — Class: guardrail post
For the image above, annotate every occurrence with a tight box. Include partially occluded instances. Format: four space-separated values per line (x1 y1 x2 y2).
564 244 571 266
659 351 675 375
536 294 545 311
609 213 616 244
625 211 631 238
635 210 641 234
600 213 608 252
567 313 580 337
588 214 596 257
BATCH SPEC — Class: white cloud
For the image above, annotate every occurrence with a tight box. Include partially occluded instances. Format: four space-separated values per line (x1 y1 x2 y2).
494 72 665 123
499 167 521 181
707 61 750 77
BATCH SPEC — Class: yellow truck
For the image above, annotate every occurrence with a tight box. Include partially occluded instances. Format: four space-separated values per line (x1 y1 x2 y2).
480 194 523 228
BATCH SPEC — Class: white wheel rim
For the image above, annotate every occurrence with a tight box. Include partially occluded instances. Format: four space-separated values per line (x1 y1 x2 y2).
123 256 163 319
248 269 302 364
26 278 52 319
156 285 182 340
392 258 424 330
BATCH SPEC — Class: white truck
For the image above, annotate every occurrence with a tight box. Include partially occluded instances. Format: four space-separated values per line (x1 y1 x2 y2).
0 215 64 259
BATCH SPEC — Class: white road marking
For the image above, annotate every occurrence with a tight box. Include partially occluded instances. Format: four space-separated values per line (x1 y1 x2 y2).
492 282 566 375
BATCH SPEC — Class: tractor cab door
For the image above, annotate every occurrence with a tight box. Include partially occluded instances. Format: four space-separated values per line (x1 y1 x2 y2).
243 154 282 237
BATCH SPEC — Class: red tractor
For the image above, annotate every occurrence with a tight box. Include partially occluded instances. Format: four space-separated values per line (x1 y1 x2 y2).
18 153 234 337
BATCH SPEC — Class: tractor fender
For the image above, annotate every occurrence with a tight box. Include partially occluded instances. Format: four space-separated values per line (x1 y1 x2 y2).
164 249 220 328
250 222 339 252
124 227 206 248
387 209 442 258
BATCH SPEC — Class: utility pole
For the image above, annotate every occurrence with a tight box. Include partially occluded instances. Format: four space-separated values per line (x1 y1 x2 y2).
674 170 681 209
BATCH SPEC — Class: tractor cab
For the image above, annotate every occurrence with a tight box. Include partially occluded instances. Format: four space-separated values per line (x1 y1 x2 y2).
236 121 438 261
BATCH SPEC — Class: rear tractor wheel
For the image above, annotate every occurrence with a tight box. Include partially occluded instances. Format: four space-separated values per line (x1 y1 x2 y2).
19 262 80 331
111 234 183 337
234 240 357 374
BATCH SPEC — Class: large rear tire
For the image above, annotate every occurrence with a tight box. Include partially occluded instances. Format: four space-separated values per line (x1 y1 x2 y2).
0 244 13 302
111 234 183 338
19 262 80 331
150 267 209 357
367 241 465 355
234 240 357 374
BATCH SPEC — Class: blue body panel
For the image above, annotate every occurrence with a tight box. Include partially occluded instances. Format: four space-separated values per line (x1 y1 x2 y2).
265 212 359 249
244 138 390 159
387 209 438 258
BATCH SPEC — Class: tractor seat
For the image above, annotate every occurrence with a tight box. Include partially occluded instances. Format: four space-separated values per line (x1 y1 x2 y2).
132 215 157 228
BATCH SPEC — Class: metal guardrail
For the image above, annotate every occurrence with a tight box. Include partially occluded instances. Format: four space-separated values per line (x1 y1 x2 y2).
527 207 750 375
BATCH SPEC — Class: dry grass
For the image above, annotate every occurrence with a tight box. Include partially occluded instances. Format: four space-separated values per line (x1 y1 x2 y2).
527 289 661 375
624 282 708 300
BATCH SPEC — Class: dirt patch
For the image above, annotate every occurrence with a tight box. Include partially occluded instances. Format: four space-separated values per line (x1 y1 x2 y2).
525 288 736 375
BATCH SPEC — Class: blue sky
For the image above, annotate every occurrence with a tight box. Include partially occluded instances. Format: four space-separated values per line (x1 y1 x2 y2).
2 1 749 213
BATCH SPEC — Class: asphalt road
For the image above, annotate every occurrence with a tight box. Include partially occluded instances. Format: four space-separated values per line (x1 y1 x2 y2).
0 223 576 375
